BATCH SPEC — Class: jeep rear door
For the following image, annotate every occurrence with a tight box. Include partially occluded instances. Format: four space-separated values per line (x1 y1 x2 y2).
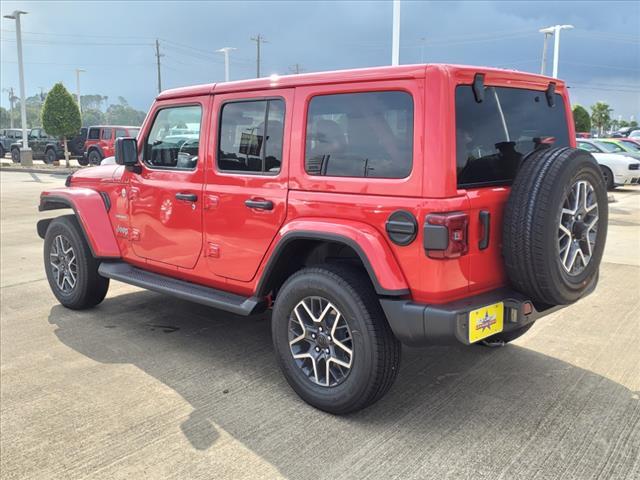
455 81 571 294
203 89 292 282
128 98 209 269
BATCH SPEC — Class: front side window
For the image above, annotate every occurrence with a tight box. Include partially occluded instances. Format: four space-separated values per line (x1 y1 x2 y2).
455 86 569 187
305 91 413 178
143 105 202 170
218 99 284 174
87 128 100 140
101 128 112 140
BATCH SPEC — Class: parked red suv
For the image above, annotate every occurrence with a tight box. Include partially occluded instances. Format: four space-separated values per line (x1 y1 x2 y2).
81 125 140 165
38 65 607 413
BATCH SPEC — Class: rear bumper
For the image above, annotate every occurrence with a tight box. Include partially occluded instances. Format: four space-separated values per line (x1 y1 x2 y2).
380 282 595 347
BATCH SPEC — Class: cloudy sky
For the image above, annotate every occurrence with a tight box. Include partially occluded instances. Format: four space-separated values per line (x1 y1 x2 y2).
1 0 638 118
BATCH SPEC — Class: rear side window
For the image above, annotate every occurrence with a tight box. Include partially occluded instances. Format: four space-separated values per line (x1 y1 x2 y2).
101 128 112 140
305 91 413 178
455 86 569 188
577 141 599 153
87 128 100 140
143 105 202 170
115 128 127 138
218 99 284 174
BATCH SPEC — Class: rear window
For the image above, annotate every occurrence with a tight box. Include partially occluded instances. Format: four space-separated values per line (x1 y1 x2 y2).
455 86 569 188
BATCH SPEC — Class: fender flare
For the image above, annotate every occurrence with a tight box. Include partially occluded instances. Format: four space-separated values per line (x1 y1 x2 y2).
38 188 120 258
256 220 410 297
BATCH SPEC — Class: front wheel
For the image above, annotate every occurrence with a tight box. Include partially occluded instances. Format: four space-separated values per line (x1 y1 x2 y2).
44 215 110 309
272 264 401 414
11 147 20 163
600 166 614 190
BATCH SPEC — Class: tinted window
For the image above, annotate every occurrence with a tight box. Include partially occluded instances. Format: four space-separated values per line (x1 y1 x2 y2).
115 128 127 138
143 105 201 170
127 128 140 138
88 128 100 140
218 99 284 173
456 86 569 187
305 91 413 178
101 128 112 140
597 141 624 153
578 141 599 153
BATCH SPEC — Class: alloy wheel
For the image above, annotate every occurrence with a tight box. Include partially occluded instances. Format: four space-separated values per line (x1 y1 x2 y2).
558 180 599 276
49 234 78 293
288 296 354 387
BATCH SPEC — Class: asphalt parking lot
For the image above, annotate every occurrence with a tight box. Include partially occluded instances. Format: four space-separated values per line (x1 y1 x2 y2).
1 171 639 480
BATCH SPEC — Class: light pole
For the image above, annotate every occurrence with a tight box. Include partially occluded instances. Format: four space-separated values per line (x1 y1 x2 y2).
539 24 574 78
3 10 31 165
2 88 15 128
75 69 85 118
216 47 236 82
538 28 553 75
392 0 401 66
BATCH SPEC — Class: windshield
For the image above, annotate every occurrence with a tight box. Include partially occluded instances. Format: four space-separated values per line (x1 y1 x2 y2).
455 85 569 187
595 141 623 153
620 140 640 152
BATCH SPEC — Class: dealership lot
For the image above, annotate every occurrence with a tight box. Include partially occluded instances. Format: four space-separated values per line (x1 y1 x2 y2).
1 171 638 480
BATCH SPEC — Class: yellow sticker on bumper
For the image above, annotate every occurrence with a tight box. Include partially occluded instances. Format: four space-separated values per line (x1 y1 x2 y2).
469 302 504 343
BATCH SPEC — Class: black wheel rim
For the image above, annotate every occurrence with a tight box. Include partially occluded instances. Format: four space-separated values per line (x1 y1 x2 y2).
49 234 78 293
288 296 354 387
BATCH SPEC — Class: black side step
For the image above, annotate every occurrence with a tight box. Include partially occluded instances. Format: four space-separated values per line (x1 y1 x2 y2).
98 262 266 316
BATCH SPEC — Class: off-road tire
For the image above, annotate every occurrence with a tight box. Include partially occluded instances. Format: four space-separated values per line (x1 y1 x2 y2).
88 149 102 165
11 147 20 163
272 264 401 414
503 147 608 305
77 156 89 166
44 148 57 165
0 145 5 158
44 215 109 309
600 166 614 190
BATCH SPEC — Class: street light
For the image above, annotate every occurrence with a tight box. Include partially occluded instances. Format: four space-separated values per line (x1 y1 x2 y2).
216 47 236 82
3 10 31 165
539 24 574 78
391 0 401 66
75 69 86 117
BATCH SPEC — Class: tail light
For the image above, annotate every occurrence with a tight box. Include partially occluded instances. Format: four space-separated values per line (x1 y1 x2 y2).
424 212 469 259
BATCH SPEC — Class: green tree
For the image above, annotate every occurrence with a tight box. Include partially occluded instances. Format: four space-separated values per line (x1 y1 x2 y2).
572 105 591 133
630 120 638 129
619 120 630 128
41 83 81 166
0 107 10 128
590 102 613 136
81 108 105 127
105 103 146 126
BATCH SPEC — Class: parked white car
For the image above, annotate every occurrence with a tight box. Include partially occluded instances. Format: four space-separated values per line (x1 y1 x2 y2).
591 152 639 189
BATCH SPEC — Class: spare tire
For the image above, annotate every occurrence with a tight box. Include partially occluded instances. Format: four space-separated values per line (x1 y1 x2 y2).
503 147 608 305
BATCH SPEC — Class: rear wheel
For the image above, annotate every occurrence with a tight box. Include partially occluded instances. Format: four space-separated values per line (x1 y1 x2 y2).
11 147 20 163
44 215 109 309
88 149 102 165
600 166 614 190
0 145 5 158
77 155 89 166
44 148 57 165
272 264 401 414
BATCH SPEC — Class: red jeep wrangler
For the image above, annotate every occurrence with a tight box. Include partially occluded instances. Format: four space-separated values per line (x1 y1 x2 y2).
38 65 607 414
81 125 140 165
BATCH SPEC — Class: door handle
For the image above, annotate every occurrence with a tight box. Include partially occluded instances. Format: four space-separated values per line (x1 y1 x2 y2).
245 198 274 211
479 210 490 250
175 193 198 202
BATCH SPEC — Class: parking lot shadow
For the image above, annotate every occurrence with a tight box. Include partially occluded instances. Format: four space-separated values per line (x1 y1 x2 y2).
48 290 639 479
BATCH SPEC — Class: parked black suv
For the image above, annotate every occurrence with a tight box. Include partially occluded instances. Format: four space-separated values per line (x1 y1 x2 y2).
0 129 27 158
10 127 86 164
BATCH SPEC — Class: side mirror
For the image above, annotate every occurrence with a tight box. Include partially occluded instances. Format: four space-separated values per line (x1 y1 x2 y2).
115 137 139 169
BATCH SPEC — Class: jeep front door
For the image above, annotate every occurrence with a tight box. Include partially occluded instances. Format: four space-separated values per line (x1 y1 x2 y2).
128 100 208 269
203 90 292 281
